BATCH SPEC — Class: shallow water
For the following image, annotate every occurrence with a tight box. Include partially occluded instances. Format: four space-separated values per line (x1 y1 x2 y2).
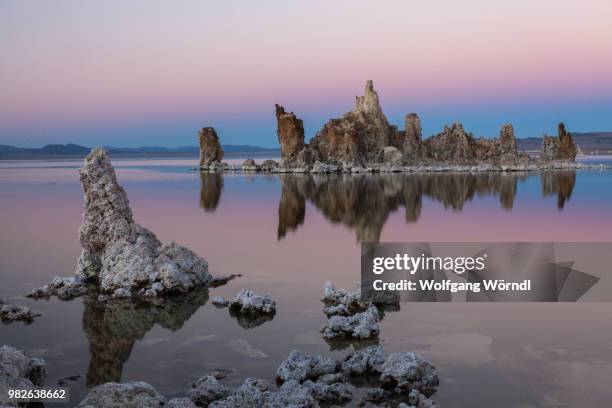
1 157 612 407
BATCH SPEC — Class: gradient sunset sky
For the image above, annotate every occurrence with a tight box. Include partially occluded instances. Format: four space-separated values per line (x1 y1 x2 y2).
1 0 611 148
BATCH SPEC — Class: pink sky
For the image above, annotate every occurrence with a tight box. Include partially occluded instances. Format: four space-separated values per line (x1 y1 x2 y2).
1 0 611 147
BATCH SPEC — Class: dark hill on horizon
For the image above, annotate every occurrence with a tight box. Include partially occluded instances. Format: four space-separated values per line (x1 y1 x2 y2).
0 144 280 159
1 132 611 159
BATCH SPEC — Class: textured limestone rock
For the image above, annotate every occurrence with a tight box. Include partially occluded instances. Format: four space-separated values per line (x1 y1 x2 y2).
167 397 198 408
402 113 422 160
499 123 518 157
211 296 229 307
380 352 439 395
276 350 338 383
422 123 475 162
541 122 577 161
310 118 362 166
260 159 279 172
208 378 269 408
187 375 231 406
276 104 305 163
310 80 395 166
0 299 40 323
302 379 352 404
229 289 276 315
341 345 385 375
198 127 224 168
381 146 403 165
76 381 166 408
241 158 259 171
320 304 380 340
29 149 211 300
1 345 47 406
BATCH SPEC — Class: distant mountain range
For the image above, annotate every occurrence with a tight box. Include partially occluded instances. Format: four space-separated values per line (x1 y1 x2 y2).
1 132 611 159
0 143 280 159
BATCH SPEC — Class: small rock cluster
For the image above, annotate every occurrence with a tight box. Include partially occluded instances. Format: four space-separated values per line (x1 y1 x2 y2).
182 347 438 407
228 289 276 315
212 289 277 329
0 298 40 324
28 148 212 300
320 281 381 340
0 345 46 406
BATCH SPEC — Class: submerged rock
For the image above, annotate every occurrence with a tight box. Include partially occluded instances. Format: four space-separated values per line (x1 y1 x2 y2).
229 289 276 315
0 299 40 323
76 381 166 408
0 346 46 406
29 148 211 299
199 127 224 168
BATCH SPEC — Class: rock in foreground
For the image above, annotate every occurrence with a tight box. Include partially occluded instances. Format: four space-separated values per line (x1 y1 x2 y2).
76 381 166 408
0 345 46 406
29 148 212 300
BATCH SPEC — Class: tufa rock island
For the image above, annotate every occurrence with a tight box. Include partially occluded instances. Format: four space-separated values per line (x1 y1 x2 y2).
199 80 580 173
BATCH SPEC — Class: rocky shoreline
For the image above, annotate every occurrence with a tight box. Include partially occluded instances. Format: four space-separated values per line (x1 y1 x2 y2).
196 80 592 175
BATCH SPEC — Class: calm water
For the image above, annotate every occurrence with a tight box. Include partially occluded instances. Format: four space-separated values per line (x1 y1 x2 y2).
1 157 612 407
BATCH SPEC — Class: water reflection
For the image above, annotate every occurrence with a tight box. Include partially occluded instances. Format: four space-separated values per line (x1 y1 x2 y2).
82 287 209 386
276 172 576 242
541 170 576 209
199 172 224 211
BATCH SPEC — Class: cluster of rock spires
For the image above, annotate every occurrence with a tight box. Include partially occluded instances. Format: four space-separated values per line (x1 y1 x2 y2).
27 148 217 301
198 80 578 173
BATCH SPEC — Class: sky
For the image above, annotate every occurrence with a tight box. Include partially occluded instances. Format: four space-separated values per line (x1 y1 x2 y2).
1 0 611 148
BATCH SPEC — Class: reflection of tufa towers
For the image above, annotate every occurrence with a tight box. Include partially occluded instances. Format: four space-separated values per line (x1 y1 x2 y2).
276 171 577 242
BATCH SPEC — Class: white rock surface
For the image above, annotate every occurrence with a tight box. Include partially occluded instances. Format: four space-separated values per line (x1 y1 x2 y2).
0 345 47 406
76 381 166 408
380 352 439 395
276 350 337 383
229 289 276 314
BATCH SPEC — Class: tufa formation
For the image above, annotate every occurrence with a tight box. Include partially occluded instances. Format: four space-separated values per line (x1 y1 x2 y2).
198 80 578 173
198 127 224 168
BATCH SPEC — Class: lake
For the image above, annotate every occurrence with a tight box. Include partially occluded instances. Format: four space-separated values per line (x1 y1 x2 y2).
1 157 612 407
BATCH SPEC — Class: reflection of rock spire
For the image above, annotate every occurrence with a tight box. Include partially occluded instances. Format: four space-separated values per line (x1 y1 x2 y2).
83 288 209 387
541 170 576 209
199 172 224 212
277 175 307 239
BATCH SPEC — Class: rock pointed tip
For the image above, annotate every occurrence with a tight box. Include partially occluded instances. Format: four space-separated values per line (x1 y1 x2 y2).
365 80 374 91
